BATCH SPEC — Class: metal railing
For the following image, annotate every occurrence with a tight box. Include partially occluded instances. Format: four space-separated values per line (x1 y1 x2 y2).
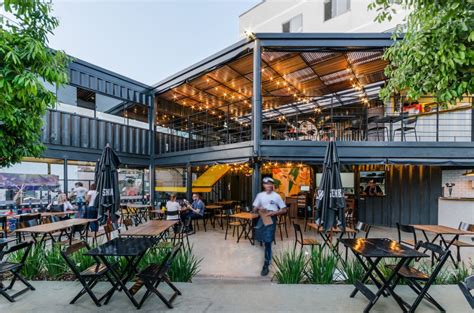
155 96 473 155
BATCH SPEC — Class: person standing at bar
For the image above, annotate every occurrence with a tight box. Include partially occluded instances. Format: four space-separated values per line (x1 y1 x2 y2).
253 177 287 276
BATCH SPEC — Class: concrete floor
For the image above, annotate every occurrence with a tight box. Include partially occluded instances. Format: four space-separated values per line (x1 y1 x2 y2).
1 280 472 313
1 220 473 312
188 220 474 278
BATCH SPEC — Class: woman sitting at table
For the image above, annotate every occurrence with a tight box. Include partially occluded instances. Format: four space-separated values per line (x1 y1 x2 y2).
47 193 74 217
165 193 181 221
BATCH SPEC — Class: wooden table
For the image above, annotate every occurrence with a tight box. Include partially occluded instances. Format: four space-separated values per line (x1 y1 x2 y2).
412 224 474 266
230 212 259 245
215 201 236 206
122 204 152 225
14 218 96 245
120 220 177 238
5 210 77 220
206 205 223 210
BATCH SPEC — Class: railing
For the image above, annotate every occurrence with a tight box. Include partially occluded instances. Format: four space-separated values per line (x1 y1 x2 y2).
156 97 473 155
42 109 150 155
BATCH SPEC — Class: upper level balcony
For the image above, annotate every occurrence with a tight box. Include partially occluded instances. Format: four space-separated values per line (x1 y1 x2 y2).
153 34 473 157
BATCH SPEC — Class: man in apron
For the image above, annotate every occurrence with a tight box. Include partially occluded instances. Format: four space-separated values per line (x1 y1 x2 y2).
253 177 287 276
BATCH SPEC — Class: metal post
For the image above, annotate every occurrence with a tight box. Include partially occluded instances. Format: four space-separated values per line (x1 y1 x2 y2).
226 103 230 143
63 158 68 194
471 96 474 142
188 116 192 150
252 161 261 201
436 102 440 142
252 39 262 155
186 163 192 201
148 94 156 205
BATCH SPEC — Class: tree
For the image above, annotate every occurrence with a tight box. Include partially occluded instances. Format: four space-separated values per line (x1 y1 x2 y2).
0 0 69 167
369 0 473 103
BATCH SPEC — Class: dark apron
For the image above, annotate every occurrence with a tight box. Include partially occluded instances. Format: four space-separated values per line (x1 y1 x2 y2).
254 216 277 243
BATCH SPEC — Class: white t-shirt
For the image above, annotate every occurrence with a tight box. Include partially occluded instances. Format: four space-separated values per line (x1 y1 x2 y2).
253 191 286 212
74 187 88 200
166 201 181 220
87 190 98 207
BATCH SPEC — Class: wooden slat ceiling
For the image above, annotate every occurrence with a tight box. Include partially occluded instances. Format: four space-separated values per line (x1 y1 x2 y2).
158 50 388 120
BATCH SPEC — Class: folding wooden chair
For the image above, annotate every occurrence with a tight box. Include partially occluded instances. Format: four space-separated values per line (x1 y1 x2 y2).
135 244 182 309
293 223 319 251
17 214 41 242
173 217 191 251
396 222 418 248
451 222 474 263
458 275 474 309
389 241 451 312
355 221 372 238
0 241 35 302
61 241 115 307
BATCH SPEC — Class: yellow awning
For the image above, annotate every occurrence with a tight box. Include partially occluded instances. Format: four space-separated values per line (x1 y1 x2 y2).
155 164 230 193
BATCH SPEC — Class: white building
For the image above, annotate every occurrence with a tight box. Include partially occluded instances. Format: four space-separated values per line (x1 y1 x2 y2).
239 0 408 35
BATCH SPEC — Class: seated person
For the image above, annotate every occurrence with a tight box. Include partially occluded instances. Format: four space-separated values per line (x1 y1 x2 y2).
165 193 181 221
361 179 383 196
182 193 206 231
47 193 74 212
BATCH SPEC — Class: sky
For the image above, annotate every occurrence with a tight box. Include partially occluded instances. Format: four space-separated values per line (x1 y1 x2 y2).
47 0 259 86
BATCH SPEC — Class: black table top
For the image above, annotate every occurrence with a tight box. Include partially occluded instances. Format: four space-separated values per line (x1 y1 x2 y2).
339 238 428 258
86 237 159 257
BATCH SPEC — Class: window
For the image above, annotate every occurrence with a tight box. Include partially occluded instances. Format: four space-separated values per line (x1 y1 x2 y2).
282 14 303 33
324 0 350 21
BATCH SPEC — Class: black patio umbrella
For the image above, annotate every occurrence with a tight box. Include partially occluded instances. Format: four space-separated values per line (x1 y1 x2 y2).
94 144 121 225
315 141 346 232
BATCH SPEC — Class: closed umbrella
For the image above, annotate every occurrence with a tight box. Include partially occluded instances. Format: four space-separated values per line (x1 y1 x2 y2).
315 141 346 232
94 144 121 225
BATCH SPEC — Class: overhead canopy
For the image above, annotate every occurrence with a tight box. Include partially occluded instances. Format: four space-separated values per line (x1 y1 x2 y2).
157 49 388 124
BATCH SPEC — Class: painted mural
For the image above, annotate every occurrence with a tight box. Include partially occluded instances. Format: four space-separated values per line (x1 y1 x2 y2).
272 166 311 197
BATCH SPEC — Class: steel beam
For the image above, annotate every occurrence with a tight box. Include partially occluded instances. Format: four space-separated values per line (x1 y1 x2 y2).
252 161 261 201
252 39 262 155
149 94 156 204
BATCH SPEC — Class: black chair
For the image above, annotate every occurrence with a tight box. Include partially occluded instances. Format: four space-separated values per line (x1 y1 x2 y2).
17 214 41 242
293 223 318 251
61 241 115 307
459 275 474 309
276 213 288 241
343 118 364 141
0 216 7 238
134 244 182 309
367 116 389 141
173 217 191 251
451 222 474 263
389 241 451 312
396 222 418 248
354 221 372 238
394 115 418 141
0 241 35 302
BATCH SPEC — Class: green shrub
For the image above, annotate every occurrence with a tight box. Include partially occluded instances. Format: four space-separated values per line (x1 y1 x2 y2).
306 246 337 284
43 245 68 279
272 249 306 284
343 259 365 284
8 244 44 279
168 246 202 282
